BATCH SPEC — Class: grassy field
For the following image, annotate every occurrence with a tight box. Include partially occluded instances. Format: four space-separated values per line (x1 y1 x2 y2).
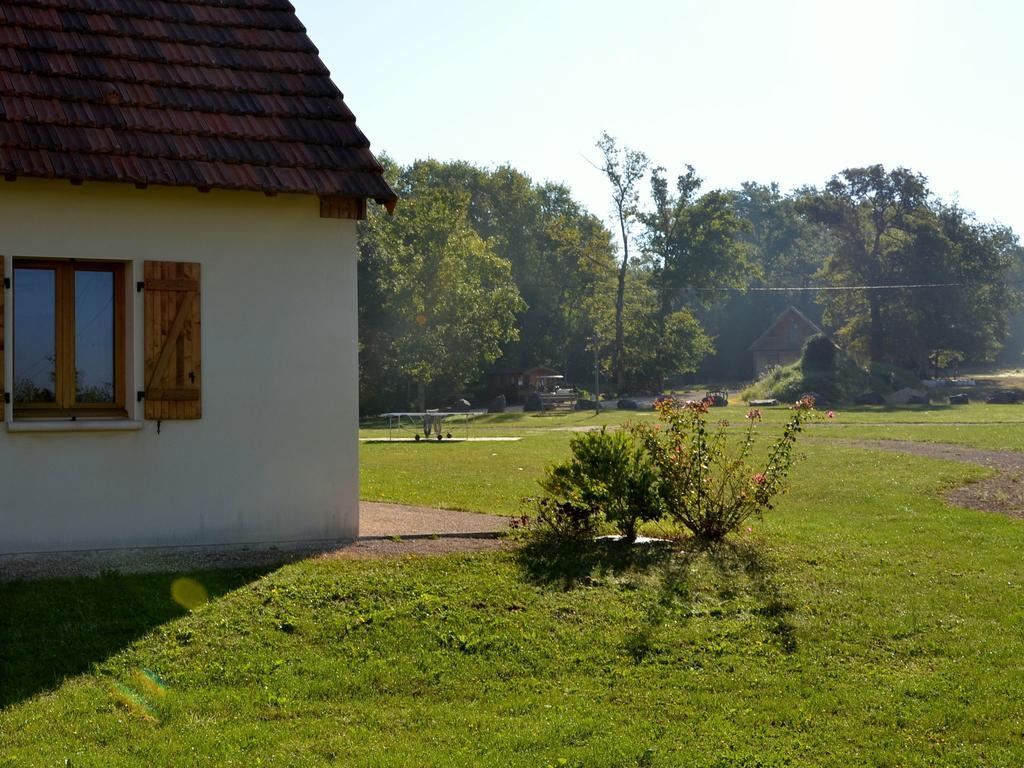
360 402 1024 516
4 405 1024 764
4 445 1024 765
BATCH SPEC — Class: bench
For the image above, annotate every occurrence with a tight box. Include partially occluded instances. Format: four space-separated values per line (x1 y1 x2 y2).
538 393 578 413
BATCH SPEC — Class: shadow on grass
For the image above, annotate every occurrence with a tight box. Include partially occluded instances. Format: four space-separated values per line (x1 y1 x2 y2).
516 535 676 591
517 534 797 654
670 538 798 654
0 567 271 708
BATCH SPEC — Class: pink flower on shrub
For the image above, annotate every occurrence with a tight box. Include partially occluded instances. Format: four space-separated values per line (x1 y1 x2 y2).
746 408 762 422
827 410 835 419
753 472 766 485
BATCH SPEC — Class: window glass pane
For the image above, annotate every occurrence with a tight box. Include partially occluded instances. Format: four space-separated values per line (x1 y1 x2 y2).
75 270 115 404
13 268 57 404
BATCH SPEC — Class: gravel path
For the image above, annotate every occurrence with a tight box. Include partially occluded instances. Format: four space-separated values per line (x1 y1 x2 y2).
360 501 509 537
822 439 1024 519
0 503 511 582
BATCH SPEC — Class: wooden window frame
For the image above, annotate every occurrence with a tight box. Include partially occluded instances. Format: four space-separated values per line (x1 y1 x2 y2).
12 258 128 420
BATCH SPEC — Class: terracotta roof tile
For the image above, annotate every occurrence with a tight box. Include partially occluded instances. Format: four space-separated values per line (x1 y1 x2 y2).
0 0 396 205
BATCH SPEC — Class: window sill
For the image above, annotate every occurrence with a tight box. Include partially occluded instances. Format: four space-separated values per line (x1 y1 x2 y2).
6 419 143 434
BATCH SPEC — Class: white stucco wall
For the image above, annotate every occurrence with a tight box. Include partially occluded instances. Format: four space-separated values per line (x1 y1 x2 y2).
0 179 360 554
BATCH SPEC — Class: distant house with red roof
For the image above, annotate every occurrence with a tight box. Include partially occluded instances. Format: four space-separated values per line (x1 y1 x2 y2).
0 0 395 554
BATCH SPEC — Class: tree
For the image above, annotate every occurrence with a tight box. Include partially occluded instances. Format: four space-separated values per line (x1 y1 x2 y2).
377 160 619 389
732 182 833 297
880 204 1020 371
359 165 524 413
643 165 750 315
799 164 1019 370
635 165 751 385
596 132 649 392
618 266 713 391
696 182 835 382
996 228 1024 367
798 165 927 361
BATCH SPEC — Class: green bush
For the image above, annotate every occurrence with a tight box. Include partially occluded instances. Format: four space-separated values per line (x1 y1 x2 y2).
536 399 817 543
801 334 838 372
743 348 919 404
537 428 663 541
631 397 816 539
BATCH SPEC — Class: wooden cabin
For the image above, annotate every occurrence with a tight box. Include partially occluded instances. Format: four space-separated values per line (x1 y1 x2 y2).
748 306 826 376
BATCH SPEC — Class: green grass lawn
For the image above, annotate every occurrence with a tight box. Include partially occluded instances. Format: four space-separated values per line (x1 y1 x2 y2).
808 423 1024 451
4 446 1024 765
360 403 1024 517
361 431 573 516
5 406 1024 764
361 401 1024 435
359 408 659 439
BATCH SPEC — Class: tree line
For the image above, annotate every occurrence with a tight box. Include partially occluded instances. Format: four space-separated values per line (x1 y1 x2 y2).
358 145 1024 414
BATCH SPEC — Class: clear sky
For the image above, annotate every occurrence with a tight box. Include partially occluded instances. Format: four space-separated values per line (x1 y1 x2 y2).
294 0 1023 235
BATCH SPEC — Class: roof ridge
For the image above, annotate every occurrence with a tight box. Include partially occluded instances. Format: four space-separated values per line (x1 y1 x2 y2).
747 306 827 352
8 0 300 20
3 8 318 53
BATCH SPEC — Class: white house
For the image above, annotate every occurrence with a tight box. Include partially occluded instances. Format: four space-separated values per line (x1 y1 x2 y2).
0 0 396 554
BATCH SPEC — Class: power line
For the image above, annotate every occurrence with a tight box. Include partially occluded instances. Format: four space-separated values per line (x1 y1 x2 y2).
508 278 1018 296
740 280 1018 293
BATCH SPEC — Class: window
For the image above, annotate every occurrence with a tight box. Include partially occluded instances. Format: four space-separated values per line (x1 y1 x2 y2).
13 259 127 418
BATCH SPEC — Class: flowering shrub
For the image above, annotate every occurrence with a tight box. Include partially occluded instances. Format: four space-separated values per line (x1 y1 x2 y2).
537 428 664 541
630 396 819 540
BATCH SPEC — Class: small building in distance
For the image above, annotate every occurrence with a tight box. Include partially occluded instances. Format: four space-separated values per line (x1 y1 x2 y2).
749 306 826 376
486 365 562 405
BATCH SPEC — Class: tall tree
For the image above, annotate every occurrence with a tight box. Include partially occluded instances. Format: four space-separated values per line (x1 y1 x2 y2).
800 164 1019 370
385 160 618 383
881 204 1020 371
996 228 1024 367
799 165 927 361
618 266 714 391
732 182 833 298
643 166 750 311
694 182 835 382
628 165 750 387
596 132 649 392
359 167 524 413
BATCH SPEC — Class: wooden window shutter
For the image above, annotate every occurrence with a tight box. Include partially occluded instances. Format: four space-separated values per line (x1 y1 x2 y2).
144 261 201 420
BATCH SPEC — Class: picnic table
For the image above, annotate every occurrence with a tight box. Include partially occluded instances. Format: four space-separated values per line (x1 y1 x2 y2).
380 411 487 441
